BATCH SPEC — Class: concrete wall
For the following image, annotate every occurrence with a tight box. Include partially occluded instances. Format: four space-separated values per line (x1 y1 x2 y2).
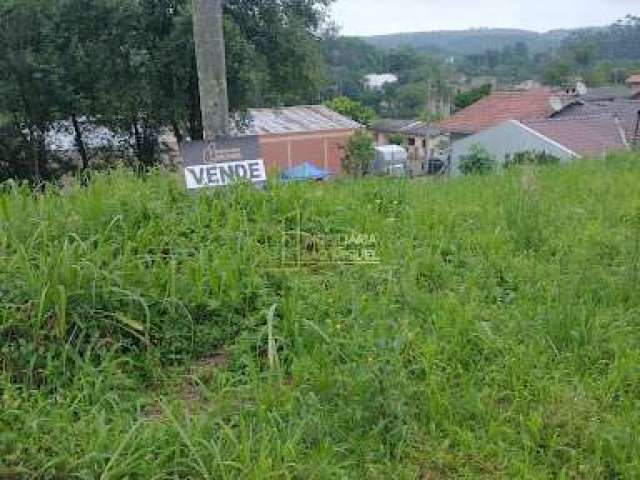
450 120 577 175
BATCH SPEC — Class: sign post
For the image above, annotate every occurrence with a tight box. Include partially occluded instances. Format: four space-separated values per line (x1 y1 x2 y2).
186 0 266 189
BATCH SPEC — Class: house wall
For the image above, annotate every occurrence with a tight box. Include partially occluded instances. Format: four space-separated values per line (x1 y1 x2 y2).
450 120 576 175
406 136 426 173
258 129 356 175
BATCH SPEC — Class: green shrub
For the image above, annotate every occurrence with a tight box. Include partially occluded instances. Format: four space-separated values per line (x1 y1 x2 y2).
343 130 375 177
505 150 561 169
458 144 497 175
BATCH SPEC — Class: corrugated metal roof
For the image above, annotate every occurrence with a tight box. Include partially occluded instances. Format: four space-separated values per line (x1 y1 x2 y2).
234 105 362 136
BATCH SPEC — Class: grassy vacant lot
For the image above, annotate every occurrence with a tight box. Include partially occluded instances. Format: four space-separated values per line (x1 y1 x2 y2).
1 155 640 478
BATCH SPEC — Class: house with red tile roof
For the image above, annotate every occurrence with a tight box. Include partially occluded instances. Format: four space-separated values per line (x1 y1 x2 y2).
450 115 631 175
438 88 573 138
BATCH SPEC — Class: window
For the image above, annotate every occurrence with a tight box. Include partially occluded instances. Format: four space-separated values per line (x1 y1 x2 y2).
408 137 416 146
422 139 427 148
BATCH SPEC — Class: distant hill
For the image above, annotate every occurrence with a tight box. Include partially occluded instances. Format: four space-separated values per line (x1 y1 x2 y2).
361 28 574 56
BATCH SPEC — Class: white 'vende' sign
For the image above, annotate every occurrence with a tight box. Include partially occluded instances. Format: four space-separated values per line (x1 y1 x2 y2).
180 137 265 190
184 160 266 189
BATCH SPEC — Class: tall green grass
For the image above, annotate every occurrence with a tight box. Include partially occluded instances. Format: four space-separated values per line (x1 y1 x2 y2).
2 154 640 478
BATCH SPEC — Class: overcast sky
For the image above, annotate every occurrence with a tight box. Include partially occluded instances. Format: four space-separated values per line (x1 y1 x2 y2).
330 0 637 36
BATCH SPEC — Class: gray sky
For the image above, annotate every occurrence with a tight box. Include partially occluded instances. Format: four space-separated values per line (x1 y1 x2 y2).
330 0 637 36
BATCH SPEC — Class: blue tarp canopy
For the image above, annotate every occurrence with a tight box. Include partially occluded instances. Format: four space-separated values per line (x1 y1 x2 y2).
281 162 330 182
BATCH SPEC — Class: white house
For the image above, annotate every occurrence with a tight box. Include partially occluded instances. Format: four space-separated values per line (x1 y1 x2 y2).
363 74 398 91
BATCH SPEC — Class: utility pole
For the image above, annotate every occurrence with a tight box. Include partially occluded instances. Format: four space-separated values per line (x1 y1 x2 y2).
426 79 432 118
192 0 229 140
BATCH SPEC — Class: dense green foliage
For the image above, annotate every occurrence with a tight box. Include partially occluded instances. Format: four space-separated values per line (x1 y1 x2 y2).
324 97 376 127
565 16 640 63
458 144 497 175
357 18 640 90
454 84 493 110
322 35 385 98
462 42 549 84
459 19 640 87
0 0 333 179
343 130 375 176
323 38 455 119
556 16 640 86
2 155 640 477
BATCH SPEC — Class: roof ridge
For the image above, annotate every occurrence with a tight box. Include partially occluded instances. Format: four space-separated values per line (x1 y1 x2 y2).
525 113 620 123
248 104 326 112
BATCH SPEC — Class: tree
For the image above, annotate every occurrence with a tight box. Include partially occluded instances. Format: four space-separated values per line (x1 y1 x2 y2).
454 84 492 111
542 60 573 87
325 97 375 127
0 0 59 180
570 41 598 71
343 131 374 177
395 82 427 118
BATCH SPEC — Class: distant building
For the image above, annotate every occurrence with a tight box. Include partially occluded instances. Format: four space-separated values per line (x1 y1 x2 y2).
363 74 398 91
370 119 448 174
450 116 631 174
